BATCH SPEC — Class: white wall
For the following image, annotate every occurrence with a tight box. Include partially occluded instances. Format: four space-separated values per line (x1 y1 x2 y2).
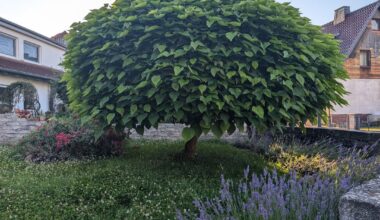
333 79 380 114
0 26 65 70
0 74 50 112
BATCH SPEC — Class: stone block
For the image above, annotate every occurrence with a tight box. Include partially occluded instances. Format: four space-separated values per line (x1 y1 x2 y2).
340 175 380 220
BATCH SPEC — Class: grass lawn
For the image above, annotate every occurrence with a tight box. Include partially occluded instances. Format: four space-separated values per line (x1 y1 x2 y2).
0 140 268 219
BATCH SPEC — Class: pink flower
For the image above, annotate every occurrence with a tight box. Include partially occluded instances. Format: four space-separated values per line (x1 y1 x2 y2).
55 132 72 151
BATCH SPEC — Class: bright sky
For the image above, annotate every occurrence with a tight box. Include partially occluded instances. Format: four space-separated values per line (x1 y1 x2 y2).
0 0 114 37
277 0 377 25
0 0 377 37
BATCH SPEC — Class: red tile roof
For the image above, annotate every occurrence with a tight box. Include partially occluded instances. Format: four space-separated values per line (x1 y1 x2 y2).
322 1 380 56
0 56 63 80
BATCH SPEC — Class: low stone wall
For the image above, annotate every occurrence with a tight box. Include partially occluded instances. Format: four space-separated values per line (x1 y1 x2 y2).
0 113 43 145
129 125 380 149
340 175 380 220
285 127 380 145
129 123 249 144
282 127 380 155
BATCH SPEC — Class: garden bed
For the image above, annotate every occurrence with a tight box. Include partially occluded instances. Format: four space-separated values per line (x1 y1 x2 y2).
1 139 378 219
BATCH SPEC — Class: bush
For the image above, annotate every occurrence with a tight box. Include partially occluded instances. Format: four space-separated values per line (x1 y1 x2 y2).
179 145 380 219
14 116 123 162
63 0 347 157
178 167 350 220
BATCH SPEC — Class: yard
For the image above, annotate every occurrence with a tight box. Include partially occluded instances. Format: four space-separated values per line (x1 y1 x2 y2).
1 0 378 219
0 140 267 219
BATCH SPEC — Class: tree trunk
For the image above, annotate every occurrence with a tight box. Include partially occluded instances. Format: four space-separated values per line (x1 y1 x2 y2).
184 136 198 159
104 127 126 155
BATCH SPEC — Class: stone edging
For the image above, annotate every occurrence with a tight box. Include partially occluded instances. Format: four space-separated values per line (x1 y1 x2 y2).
339 175 380 220
0 113 43 145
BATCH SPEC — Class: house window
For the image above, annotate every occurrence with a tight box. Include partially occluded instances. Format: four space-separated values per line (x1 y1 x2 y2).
360 50 371 68
24 42 39 62
0 85 8 104
0 34 16 56
372 19 380 30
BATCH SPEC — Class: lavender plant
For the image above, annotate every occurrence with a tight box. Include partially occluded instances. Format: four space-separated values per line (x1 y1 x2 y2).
178 146 380 220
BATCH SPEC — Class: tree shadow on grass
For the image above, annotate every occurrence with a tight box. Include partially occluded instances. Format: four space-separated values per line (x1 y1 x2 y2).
123 139 270 180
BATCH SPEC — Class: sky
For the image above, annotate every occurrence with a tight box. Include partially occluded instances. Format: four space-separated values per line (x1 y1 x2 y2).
0 0 377 37
276 0 377 25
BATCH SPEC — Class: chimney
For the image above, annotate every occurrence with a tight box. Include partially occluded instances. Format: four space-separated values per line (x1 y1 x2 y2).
334 6 350 25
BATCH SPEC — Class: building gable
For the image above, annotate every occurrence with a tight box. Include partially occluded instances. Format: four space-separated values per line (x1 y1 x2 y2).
322 1 380 57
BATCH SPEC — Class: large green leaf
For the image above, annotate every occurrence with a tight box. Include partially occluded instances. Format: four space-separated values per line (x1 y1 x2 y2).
106 113 115 124
252 106 264 119
296 74 305 86
182 127 195 142
226 32 238 42
198 85 207 94
116 107 125 116
151 76 161 87
211 124 223 138
130 105 138 115
143 104 151 112
174 66 184 76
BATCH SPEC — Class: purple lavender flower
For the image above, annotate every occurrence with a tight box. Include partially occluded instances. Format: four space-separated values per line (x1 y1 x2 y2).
244 166 250 179
179 143 380 220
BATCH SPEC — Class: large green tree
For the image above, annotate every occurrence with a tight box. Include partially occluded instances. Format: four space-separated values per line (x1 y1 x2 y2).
63 0 347 158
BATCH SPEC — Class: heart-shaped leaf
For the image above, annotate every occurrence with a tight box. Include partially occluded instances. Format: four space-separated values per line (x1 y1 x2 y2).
251 61 259 70
182 127 195 142
226 32 238 42
151 75 161 87
116 107 125 116
198 85 207 94
174 66 184 76
211 124 223 138
252 106 264 119
296 74 305 86
106 113 115 124
143 104 151 112
130 105 138 115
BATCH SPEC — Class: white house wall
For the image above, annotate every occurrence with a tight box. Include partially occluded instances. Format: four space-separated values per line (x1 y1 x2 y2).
0 74 50 113
0 26 65 70
333 79 380 114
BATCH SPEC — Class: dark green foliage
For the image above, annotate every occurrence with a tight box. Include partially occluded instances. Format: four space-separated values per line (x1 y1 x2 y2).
50 79 69 105
14 116 122 162
63 0 347 141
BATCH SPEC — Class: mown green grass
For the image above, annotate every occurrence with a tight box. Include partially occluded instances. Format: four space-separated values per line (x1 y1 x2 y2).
0 140 268 219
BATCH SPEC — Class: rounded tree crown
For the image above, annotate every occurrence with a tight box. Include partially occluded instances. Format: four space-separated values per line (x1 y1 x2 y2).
63 0 347 140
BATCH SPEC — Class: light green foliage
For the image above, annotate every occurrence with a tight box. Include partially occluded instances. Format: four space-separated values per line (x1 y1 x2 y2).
63 0 347 138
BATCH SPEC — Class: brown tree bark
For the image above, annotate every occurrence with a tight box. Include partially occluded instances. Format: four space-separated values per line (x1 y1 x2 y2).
183 136 198 159
104 127 126 155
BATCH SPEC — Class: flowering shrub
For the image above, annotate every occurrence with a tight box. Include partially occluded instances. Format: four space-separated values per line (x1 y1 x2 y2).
15 116 123 162
55 132 75 151
178 146 380 219
178 168 350 220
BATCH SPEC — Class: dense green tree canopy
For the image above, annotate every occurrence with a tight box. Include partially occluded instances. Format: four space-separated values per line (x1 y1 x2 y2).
63 0 347 143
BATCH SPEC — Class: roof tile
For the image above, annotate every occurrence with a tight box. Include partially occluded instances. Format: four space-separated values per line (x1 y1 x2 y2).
0 56 63 80
322 1 379 56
